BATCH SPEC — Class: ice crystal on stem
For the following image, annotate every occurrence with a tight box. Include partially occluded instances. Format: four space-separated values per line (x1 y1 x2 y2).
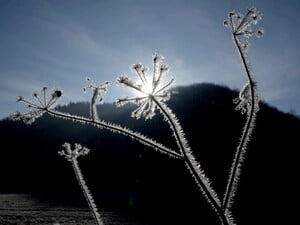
11 87 62 124
116 53 174 120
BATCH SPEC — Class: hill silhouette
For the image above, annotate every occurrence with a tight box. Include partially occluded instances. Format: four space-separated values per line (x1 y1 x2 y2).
0 83 298 225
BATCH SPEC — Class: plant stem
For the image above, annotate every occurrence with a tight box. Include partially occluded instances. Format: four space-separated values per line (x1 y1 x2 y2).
153 98 231 225
222 34 258 211
71 158 104 225
47 109 182 159
90 88 100 122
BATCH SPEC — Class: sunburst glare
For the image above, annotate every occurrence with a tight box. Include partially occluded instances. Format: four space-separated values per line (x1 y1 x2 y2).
116 53 174 119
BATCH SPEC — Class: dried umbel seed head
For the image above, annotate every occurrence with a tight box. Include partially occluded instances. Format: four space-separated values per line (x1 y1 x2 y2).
11 87 63 124
58 142 90 161
224 7 263 38
116 53 174 120
224 7 264 53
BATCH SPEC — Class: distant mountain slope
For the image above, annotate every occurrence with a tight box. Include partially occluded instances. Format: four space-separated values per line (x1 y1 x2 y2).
0 83 298 225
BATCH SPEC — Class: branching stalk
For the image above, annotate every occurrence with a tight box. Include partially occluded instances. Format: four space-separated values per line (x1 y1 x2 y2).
153 97 232 225
222 35 259 212
47 109 182 159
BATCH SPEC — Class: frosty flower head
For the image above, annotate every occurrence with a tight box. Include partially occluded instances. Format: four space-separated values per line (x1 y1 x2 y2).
58 142 90 162
116 53 174 120
11 87 62 124
224 7 264 50
83 77 110 103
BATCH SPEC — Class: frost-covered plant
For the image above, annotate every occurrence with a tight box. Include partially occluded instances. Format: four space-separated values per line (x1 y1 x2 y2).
117 53 231 225
58 142 104 225
223 7 263 214
11 7 263 225
12 85 180 158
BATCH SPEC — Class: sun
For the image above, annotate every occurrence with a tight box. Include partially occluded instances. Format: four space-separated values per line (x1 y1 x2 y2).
141 80 153 96
137 77 165 98
133 75 156 98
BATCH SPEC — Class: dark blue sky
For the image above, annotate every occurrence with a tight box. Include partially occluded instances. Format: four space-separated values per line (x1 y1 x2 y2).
0 0 299 118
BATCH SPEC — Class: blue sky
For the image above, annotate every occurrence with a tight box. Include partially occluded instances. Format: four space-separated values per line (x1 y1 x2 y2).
0 0 299 119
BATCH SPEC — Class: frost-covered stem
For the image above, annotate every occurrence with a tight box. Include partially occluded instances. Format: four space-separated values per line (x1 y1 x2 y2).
46 109 182 158
71 158 104 225
152 97 186 155
222 35 258 211
153 97 231 225
90 89 100 122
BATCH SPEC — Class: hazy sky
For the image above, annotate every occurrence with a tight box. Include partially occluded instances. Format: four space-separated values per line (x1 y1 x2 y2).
0 0 299 118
